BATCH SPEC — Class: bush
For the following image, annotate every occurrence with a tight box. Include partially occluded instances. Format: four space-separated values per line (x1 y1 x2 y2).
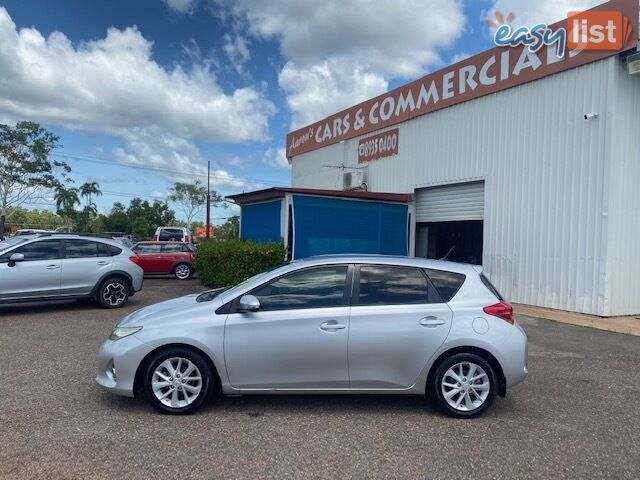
194 239 286 288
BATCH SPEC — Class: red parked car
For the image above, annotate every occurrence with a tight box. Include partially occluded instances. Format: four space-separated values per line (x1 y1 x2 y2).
132 241 195 280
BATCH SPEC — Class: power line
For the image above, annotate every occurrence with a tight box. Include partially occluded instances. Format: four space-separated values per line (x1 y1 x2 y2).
52 150 286 187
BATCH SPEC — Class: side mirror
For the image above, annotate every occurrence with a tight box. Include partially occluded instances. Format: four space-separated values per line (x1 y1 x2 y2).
8 253 24 267
239 294 260 312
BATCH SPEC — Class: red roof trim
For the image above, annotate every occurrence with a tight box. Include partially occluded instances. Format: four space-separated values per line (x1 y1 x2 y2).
227 187 412 205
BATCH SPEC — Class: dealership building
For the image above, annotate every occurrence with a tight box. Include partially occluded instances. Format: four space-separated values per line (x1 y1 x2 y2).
229 0 640 317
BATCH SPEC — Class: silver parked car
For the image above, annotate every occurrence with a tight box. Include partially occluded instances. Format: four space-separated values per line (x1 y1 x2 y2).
97 255 527 418
0 234 144 308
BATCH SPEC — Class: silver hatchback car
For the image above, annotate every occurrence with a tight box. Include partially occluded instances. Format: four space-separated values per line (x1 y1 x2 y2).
0 234 144 308
97 255 527 418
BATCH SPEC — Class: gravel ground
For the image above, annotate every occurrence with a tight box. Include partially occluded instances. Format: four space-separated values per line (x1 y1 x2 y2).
0 278 639 479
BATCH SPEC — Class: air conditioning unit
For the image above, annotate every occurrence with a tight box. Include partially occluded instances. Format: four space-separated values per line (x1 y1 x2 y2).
343 170 367 191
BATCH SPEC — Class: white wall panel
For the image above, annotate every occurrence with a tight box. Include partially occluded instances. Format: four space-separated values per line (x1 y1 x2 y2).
604 59 640 316
291 57 635 315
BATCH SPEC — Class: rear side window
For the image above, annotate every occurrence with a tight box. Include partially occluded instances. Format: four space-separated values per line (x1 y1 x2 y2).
65 239 99 258
158 228 184 241
424 268 466 302
162 244 188 253
357 265 440 306
480 273 504 301
99 243 123 257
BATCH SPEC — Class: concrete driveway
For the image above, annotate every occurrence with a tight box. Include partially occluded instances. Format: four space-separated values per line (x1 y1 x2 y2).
0 279 638 479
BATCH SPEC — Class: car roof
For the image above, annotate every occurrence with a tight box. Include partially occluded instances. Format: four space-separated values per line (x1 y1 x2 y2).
136 241 188 244
291 254 480 275
20 233 128 249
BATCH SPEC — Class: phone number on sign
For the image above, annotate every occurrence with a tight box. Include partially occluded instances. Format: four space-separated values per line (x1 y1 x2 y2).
358 129 398 163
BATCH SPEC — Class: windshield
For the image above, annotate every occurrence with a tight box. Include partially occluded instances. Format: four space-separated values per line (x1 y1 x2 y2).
0 236 30 252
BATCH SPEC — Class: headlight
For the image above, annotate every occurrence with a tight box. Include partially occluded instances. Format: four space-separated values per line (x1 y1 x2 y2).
109 326 142 341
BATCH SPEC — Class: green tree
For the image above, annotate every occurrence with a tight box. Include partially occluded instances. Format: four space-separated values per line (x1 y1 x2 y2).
0 121 66 239
168 181 208 226
130 217 149 240
76 182 102 232
215 215 239 240
103 202 129 232
54 184 80 230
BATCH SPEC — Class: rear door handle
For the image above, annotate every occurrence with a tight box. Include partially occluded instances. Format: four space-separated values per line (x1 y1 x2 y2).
97 261 109 266
46 265 60 270
319 321 346 332
419 316 445 327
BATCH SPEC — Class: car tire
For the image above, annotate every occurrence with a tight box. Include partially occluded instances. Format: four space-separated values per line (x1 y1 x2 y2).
96 277 130 309
173 263 192 280
431 353 497 418
143 347 215 415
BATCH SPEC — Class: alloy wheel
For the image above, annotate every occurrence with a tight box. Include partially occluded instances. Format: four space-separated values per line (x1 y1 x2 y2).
102 282 127 307
175 264 191 280
152 357 202 409
441 361 490 412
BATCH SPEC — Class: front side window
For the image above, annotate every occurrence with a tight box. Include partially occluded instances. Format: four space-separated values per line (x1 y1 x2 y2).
65 240 99 258
135 244 161 254
250 265 349 311
357 265 439 306
7 240 62 262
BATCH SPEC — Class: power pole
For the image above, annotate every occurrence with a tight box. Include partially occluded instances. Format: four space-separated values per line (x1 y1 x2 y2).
205 160 211 240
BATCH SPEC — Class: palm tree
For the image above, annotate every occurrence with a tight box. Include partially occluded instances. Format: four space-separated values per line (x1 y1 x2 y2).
79 182 102 206
54 186 80 217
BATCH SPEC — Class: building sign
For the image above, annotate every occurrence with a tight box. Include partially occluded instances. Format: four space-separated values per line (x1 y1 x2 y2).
358 128 399 164
286 0 638 158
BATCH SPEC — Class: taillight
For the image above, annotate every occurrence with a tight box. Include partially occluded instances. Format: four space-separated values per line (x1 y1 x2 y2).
153 234 158 241
483 301 514 325
129 255 140 264
184 235 190 243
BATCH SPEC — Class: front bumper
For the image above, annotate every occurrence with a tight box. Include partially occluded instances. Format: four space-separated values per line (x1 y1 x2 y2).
96 334 153 397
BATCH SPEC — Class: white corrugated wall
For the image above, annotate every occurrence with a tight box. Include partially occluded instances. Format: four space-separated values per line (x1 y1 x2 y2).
604 58 640 316
291 57 638 316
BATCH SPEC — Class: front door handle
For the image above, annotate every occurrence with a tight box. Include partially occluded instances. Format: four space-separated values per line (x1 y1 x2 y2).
319 321 346 332
46 265 60 270
419 316 445 327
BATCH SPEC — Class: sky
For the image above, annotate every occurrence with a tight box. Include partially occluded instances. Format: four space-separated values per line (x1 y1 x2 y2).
0 0 600 224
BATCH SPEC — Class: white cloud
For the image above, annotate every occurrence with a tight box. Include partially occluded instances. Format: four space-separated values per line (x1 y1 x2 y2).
220 0 466 128
0 9 274 143
222 34 251 73
451 52 471 64
163 0 197 15
486 0 601 28
263 146 290 169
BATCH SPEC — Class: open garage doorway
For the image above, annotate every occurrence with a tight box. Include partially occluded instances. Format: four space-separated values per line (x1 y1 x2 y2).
414 181 484 265
416 221 483 265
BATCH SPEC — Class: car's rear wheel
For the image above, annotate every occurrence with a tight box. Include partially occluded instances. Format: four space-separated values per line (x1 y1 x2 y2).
174 263 192 280
143 348 214 415
97 277 130 309
432 353 497 418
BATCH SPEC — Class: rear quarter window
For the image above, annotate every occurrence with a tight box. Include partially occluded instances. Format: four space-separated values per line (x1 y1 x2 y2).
480 273 504 301
423 268 466 302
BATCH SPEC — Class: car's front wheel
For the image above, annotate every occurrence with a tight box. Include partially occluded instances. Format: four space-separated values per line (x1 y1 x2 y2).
432 353 497 418
143 348 214 415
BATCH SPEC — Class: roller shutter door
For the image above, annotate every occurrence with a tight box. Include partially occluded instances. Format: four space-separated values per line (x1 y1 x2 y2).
415 181 484 223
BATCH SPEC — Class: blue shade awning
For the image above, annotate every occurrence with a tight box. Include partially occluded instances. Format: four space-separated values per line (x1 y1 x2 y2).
240 200 281 243
292 195 408 259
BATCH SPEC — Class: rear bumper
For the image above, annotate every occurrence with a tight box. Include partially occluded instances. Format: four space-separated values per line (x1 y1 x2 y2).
502 322 528 388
